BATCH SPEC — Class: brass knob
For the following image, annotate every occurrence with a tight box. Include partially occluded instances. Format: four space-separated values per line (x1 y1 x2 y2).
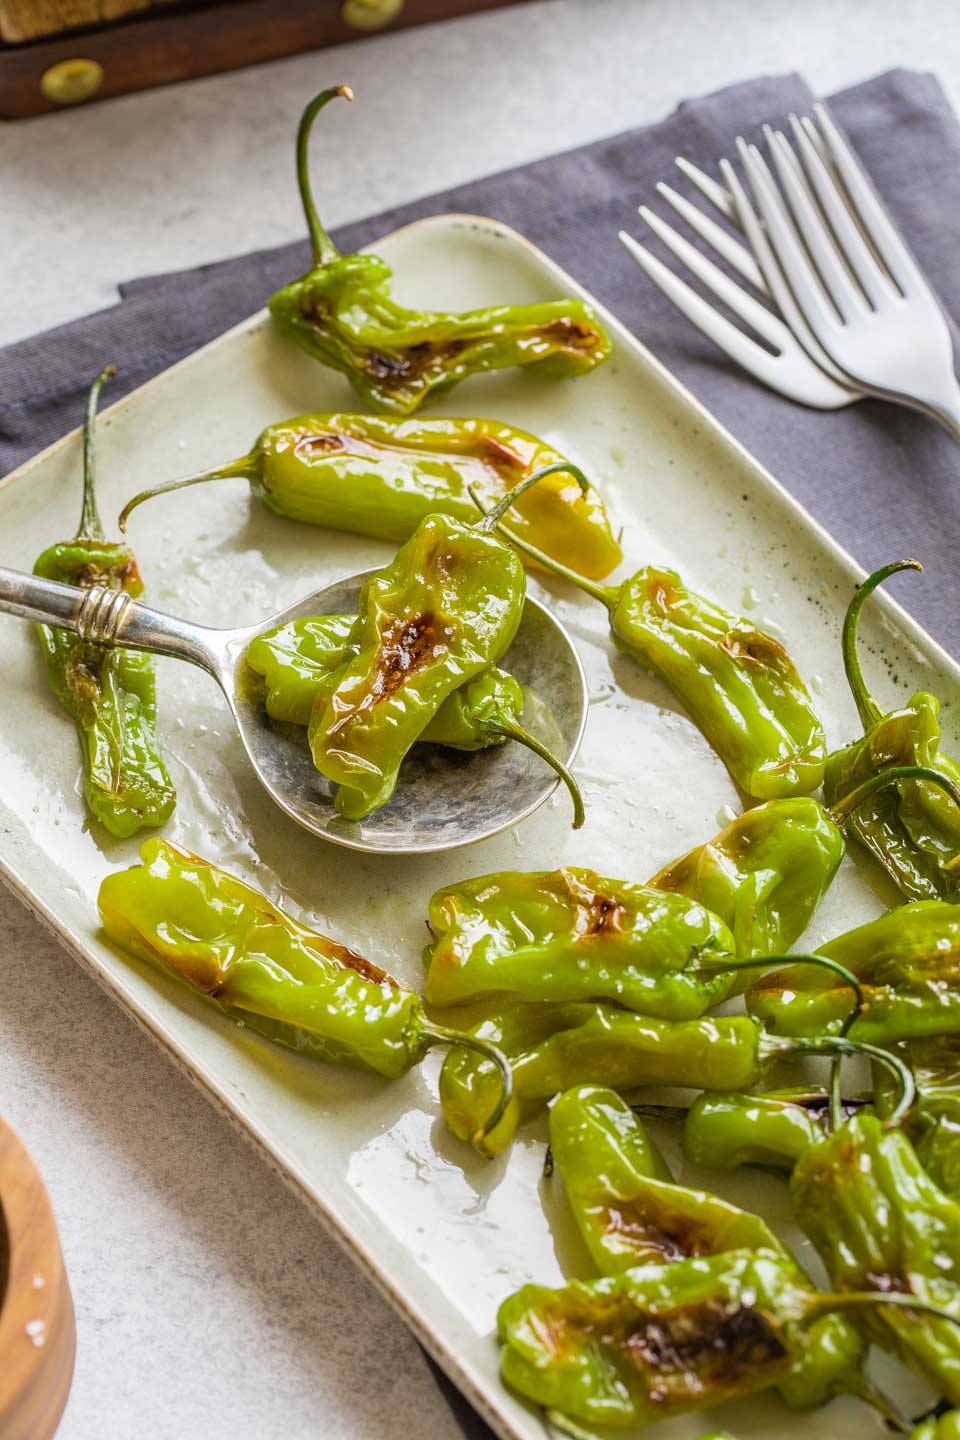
40 58 104 105
341 0 404 30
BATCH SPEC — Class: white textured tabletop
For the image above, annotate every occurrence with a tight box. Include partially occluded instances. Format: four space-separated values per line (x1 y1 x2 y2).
4 1 960 1436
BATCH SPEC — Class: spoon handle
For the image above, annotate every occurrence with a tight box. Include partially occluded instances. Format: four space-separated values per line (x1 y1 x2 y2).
0 565 227 678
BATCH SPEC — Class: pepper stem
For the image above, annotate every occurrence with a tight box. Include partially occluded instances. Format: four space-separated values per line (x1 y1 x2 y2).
842 559 922 730
694 952 864 1031
77 365 116 542
786 1035 915 1130
421 1024 513 1147
804 1290 960 1330
118 454 259 531
545 1412 602 1440
467 470 618 608
828 762 960 823
485 717 585 828
296 85 354 267
472 462 591 533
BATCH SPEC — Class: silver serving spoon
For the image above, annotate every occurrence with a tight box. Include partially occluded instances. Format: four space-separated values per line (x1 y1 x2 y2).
0 564 587 854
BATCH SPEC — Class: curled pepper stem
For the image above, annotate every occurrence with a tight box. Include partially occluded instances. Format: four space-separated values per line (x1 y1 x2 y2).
117 453 259 531
784 1034 915 1130
77 364 116 542
828 761 960 823
695 952 864 1029
471 491 617 606
470 462 593 535
485 717 585 828
842 558 922 729
421 1024 513 1146
296 85 354 267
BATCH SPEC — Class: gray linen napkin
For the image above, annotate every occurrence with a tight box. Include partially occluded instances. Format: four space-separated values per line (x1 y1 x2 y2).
2 67 960 1440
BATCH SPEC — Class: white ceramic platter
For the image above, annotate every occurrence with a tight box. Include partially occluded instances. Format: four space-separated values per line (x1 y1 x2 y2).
1 216 956 1439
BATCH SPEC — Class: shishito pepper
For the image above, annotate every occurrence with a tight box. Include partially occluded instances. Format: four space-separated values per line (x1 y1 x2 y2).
33 366 175 838
439 995 894 1158
823 559 960 900
305 469 560 821
118 413 621 581
497 514 825 800
747 899 960 1044
680 1089 833 1173
548 1086 891 1418
423 867 861 1016
871 1036 960 1200
792 1111 960 1403
911 1414 960 1439
424 868 739 1017
244 618 584 823
268 88 611 415
498 1245 942 1433
650 797 844 958
98 838 511 1138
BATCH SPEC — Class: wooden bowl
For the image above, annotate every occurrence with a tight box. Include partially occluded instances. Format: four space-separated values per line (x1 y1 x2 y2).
0 1118 75 1440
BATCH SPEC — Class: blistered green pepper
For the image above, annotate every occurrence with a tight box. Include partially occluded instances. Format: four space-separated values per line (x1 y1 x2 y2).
823 560 960 900
748 899 960 1044
33 366 175 838
681 1089 833 1173
423 867 862 1016
792 1112 960 1403
244 617 584 823
650 797 844 958
498 516 825 799
548 1086 889 1417
439 998 895 1157
267 88 611 415
498 1245 938 1433
911 1413 960 1439
306 469 570 820
98 837 511 1140
872 1036 960 1200
118 412 621 581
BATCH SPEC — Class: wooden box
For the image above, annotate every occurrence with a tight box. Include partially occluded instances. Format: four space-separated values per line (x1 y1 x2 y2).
0 0 530 119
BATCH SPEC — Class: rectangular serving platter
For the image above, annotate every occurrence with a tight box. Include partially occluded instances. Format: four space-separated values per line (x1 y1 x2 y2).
1 214 957 1439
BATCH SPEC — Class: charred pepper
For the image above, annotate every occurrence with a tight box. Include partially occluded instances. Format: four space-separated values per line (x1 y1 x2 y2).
498 1246 940 1432
650 797 844 958
548 1086 886 1417
497 514 825 800
306 469 567 820
792 1111 960 1403
118 412 621 581
244 618 584 823
439 995 893 1158
823 560 960 900
98 837 511 1140
267 88 611 415
747 899 960 1044
34 366 175 838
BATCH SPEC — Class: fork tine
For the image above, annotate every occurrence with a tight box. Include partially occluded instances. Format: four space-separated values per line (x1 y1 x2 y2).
618 230 790 378
674 157 735 220
787 114 895 309
638 204 788 349
736 137 844 343
618 230 856 409
812 102 924 296
655 182 766 290
763 124 869 322
719 158 855 387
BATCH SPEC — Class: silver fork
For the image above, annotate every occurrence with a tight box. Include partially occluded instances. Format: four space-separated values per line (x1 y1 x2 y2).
618 162 859 410
732 104 960 444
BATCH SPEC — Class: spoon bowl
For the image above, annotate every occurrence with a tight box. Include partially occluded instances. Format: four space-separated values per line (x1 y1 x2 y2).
0 564 588 854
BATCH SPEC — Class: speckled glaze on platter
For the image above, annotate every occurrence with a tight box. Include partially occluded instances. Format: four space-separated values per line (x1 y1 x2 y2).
0 215 955 1439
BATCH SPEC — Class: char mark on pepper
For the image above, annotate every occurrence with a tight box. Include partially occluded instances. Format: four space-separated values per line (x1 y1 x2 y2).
602 1199 716 1264
626 1298 787 1387
720 628 791 668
